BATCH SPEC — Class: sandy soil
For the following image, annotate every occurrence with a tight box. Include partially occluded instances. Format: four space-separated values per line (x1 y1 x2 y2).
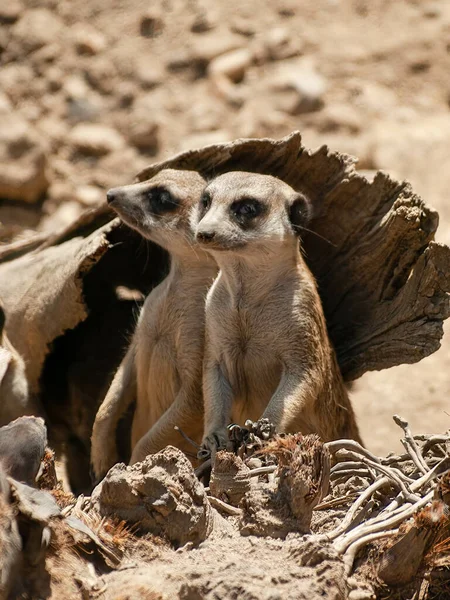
1 0 450 452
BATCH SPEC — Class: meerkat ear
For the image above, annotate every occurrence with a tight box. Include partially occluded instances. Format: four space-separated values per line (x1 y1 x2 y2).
288 192 312 234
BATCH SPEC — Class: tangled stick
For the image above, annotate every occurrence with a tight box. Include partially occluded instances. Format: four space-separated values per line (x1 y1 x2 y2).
313 416 450 575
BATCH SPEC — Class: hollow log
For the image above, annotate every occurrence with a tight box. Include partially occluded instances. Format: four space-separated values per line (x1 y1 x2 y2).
0 131 448 489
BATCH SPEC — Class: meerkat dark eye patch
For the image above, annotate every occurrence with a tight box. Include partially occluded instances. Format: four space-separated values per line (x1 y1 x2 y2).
230 198 265 227
146 187 179 215
288 193 312 234
198 191 212 218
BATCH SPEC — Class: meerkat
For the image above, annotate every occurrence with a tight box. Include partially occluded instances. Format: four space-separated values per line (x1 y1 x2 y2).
91 169 217 480
192 171 362 458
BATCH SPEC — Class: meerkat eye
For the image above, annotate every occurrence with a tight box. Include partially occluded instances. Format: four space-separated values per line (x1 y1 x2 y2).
147 187 178 213
231 198 262 219
200 191 211 211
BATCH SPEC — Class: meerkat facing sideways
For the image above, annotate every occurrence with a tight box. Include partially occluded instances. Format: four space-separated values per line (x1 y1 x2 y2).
91 169 217 481
193 171 362 457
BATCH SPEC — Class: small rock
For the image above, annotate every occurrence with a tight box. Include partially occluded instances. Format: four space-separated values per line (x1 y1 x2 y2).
135 58 165 89
84 58 117 94
64 75 90 100
188 98 223 132
0 64 33 103
139 8 164 38
264 27 302 61
208 48 252 105
315 104 362 134
191 32 243 65
128 118 160 152
12 9 63 53
0 0 23 23
277 1 297 17
423 2 441 18
47 181 74 204
230 16 256 37
45 66 64 92
67 98 100 123
74 185 104 207
69 124 125 156
30 42 61 65
191 9 217 33
116 81 137 108
208 48 252 83
271 61 326 114
166 49 195 72
72 24 106 55
0 115 49 203
39 201 84 233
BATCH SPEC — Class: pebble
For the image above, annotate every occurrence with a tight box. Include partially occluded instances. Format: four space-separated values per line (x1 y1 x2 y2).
85 59 117 94
270 61 326 114
67 98 100 123
0 114 49 203
128 118 160 152
75 185 104 207
72 24 106 56
39 201 84 233
315 104 362 134
208 48 252 83
64 75 90 100
191 32 243 64
191 9 217 33
12 9 63 53
208 48 252 104
69 124 125 156
0 0 24 23
230 16 256 37
264 27 302 61
135 59 165 89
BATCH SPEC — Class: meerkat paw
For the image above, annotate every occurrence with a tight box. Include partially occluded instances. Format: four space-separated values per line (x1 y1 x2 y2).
244 418 277 441
197 428 229 461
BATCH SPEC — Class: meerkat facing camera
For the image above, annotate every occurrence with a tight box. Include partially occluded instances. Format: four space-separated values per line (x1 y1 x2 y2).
91 169 217 480
192 171 362 458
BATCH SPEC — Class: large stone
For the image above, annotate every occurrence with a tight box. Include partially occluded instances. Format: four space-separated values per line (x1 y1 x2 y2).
0 114 49 203
69 123 125 156
269 59 326 114
92 447 214 547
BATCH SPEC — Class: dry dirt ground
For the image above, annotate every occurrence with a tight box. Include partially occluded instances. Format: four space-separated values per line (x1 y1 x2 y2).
1 1 450 472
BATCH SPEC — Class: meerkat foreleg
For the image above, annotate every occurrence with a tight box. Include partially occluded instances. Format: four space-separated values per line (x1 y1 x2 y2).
199 359 234 460
261 367 318 435
91 347 136 481
129 385 202 464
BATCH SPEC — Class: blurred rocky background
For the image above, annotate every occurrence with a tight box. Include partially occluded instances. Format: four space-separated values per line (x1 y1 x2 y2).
1 0 450 453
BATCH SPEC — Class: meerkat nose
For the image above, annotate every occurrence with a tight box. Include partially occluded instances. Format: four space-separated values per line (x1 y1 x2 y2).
196 230 216 243
106 188 120 204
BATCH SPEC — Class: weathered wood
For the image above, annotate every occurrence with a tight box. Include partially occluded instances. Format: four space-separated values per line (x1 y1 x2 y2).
0 132 449 489
135 131 450 380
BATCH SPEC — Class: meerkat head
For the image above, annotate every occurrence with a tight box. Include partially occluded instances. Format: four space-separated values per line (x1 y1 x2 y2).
193 171 311 256
106 169 207 255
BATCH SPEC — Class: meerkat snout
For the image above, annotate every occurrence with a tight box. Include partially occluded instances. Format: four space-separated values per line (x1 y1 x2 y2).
106 188 121 204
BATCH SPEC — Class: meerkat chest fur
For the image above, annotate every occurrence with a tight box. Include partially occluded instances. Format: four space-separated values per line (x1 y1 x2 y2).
206 257 320 421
